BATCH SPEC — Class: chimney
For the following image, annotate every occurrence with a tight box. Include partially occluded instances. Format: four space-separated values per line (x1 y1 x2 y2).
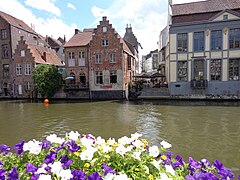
64 35 66 43
75 29 80 34
126 24 132 33
102 16 107 21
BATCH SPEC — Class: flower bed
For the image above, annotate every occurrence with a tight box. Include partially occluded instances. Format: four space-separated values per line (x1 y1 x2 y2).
0 131 237 180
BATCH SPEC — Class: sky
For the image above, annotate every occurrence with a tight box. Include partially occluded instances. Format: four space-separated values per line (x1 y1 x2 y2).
0 0 204 55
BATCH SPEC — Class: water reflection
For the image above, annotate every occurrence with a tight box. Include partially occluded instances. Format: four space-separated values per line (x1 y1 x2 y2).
0 100 239 174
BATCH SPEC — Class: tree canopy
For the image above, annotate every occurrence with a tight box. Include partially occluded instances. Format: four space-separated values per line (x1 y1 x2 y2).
32 64 62 98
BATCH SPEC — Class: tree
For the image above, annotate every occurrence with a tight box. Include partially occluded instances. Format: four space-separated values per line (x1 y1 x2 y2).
32 64 62 98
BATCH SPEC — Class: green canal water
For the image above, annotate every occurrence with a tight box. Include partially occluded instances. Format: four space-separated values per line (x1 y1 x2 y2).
0 100 239 174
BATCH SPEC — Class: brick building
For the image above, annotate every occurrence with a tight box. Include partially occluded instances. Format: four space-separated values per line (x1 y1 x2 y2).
13 36 64 98
0 11 46 97
64 17 136 100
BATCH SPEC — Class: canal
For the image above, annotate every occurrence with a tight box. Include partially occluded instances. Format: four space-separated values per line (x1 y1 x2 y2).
0 99 239 174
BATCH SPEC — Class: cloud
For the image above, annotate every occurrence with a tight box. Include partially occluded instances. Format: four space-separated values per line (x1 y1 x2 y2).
24 0 61 17
0 0 76 40
67 3 76 10
91 0 167 55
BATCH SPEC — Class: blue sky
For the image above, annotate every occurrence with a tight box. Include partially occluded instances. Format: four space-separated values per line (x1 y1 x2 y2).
0 0 203 54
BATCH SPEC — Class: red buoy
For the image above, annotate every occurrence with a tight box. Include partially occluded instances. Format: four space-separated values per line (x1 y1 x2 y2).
44 99 49 104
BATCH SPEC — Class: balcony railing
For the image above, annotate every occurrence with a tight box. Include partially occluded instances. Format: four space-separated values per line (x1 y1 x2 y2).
65 82 88 90
190 80 208 89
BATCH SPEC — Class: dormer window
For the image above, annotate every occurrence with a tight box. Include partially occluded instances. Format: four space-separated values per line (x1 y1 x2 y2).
223 15 228 20
102 26 107 33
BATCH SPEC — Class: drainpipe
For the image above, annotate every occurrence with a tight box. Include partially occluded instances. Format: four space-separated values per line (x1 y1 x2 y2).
88 47 92 100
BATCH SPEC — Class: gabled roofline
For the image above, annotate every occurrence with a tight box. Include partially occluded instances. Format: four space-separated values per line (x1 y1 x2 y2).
209 9 240 21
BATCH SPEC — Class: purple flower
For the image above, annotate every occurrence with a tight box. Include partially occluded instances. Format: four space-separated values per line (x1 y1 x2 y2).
199 159 211 168
0 169 6 180
213 160 224 171
188 172 218 180
26 163 37 173
88 172 103 180
67 140 80 153
71 170 86 180
41 140 51 149
55 143 66 152
102 164 116 176
188 157 199 174
7 167 19 180
44 152 57 164
30 174 39 180
172 155 184 169
13 141 24 155
0 144 10 155
61 155 73 169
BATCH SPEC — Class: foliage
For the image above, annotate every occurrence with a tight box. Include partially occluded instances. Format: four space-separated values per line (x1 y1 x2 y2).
0 132 236 180
32 64 62 98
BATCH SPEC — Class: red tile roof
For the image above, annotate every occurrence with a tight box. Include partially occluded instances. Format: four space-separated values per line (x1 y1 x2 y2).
0 11 36 34
172 0 240 16
64 31 93 47
28 44 64 66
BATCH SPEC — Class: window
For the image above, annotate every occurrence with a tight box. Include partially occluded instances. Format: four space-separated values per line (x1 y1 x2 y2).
2 44 8 58
101 40 108 46
110 70 117 84
127 55 131 70
211 30 222 50
194 31 204 51
95 54 102 64
20 50 25 57
177 61 187 81
1 29 7 39
68 52 75 67
16 64 22 75
25 63 31 75
95 71 103 84
79 73 86 85
229 29 240 49
3 64 9 78
223 15 228 20
109 53 116 63
229 59 239 80
78 51 85 66
177 33 188 52
102 26 107 33
210 59 221 81
26 82 31 90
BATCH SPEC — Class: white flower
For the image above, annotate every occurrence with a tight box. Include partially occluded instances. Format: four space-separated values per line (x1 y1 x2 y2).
151 159 163 169
67 131 80 141
23 139 42 155
59 169 73 180
104 173 115 180
132 139 143 148
46 134 65 144
160 140 172 149
149 145 159 157
80 147 97 161
115 144 129 156
38 174 52 180
131 132 142 140
132 150 142 160
114 173 130 180
165 165 175 175
36 164 48 174
81 136 95 148
159 173 173 180
107 138 116 145
50 161 62 175
96 136 105 145
100 144 112 153
118 136 132 145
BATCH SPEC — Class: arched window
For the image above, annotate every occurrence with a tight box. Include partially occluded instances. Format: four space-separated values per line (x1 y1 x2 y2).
69 72 76 82
79 72 86 85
